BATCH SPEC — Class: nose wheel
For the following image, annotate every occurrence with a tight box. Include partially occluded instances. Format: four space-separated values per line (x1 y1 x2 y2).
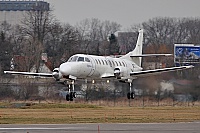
127 82 135 99
65 80 77 101
127 92 135 99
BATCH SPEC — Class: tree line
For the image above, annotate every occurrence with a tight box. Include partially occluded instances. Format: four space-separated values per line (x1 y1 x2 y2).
1 8 200 72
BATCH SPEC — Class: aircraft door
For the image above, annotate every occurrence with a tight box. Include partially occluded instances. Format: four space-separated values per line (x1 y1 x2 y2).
87 56 95 77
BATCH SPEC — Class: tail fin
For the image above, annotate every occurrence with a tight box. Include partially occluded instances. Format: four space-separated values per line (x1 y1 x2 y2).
120 29 144 67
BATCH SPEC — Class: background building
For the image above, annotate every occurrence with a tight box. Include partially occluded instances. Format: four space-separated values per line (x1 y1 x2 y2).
0 0 50 25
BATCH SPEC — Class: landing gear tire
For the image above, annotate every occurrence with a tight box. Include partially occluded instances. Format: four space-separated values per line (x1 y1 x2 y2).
66 94 70 101
127 92 131 99
69 92 74 101
131 92 135 99
73 92 77 98
66 93 74 101
127 92 135 99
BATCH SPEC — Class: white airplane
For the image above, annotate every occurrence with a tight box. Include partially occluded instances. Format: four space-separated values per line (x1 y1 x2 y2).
4 29 193 101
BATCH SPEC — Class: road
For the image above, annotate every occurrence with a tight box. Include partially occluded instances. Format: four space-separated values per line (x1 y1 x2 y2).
0 122 199 133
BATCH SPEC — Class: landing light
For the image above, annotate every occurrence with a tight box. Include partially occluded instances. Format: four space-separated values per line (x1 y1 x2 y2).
92 80 95 84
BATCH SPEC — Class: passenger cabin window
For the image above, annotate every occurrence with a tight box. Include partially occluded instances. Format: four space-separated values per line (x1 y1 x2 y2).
108 60 112 67
125 62 127 67
105 60 108 65
115 61 118 66
101 60 105 65
98 59 101 65
112 61 115 67
122 62 126 67
95 59 98 64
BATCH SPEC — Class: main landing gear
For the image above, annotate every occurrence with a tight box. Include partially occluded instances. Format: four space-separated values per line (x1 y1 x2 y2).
65 81 77 101
66 92 76 101
127 82 135 99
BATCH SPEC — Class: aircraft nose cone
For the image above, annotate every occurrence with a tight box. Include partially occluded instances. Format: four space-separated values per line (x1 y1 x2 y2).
59 63 71 76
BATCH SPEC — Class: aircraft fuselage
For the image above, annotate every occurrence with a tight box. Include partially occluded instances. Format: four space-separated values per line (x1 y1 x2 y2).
59 54 142 80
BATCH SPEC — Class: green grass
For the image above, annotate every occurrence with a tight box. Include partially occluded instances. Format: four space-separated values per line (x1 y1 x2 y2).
0 102 101 109
21 103 101 109
0 102 199 124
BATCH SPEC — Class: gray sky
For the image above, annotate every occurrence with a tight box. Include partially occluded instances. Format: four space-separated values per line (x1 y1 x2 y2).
46 0 200 29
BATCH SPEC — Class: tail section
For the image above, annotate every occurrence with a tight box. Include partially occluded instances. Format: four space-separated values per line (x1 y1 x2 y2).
120 29 144 67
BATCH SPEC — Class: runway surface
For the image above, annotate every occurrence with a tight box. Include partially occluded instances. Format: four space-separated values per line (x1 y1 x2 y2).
0 122 199 133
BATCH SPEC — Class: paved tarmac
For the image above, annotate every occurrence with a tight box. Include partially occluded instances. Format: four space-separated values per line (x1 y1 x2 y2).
0 122 199 133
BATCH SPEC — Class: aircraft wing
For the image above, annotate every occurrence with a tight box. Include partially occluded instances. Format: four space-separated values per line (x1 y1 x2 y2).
4 71 53 77
130 65 193 77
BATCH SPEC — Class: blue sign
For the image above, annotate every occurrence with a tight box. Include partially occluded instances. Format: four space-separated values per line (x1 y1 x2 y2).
174 45 200 66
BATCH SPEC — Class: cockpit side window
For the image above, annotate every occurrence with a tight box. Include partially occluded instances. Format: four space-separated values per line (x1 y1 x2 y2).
77 57 84 62
71 56 78 62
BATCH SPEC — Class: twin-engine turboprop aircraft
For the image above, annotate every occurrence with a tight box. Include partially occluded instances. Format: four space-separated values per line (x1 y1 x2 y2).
4 29 193 101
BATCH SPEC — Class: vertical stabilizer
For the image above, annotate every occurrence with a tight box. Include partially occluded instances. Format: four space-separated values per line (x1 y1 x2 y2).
120 29 144 67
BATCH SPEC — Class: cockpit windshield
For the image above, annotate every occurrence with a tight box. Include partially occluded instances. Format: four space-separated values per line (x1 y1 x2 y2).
67 56 78 62
67 56 91 62
77 57 84 62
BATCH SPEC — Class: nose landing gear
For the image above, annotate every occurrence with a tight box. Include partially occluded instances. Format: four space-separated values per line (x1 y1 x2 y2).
127 92 135 99
127 82 135 99
65 80 77 101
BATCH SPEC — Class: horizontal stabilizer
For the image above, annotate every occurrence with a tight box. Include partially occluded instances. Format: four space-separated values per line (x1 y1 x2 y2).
130 54 172 57
130 65 193 77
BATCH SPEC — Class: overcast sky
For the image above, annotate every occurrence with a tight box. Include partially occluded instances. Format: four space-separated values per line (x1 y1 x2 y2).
46 0 200 29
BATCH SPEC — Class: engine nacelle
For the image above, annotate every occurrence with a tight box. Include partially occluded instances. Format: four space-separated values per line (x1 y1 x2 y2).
114 66 128 79
52 68 62 81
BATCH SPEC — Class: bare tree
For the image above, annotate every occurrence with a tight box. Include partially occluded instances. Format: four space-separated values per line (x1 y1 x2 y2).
20 6 56 72
184 18 200 44
102 20 121 55
0 21 13 72
141 17 177 52
60 24 80 59
76 18 121 55
45 22 79 66
75 18 102 54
